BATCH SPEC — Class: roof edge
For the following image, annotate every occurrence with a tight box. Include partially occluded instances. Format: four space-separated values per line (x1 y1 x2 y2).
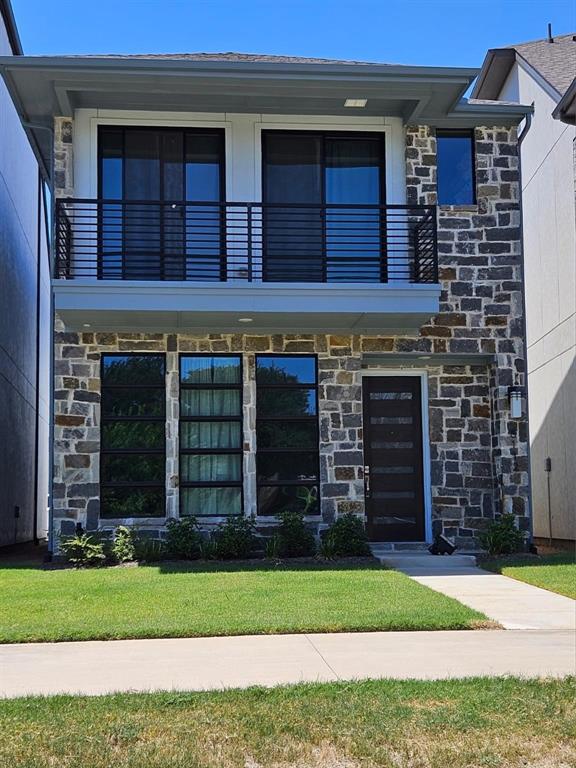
471 49 516 100
552 77 576 124
0 0 22 55
0 54 480 80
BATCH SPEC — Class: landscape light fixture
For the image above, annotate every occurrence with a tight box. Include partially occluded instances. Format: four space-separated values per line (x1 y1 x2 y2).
428 534 456 556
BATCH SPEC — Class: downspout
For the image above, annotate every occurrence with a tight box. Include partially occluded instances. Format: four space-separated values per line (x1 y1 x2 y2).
516 107 535 547
22 121 55 555
32 168 42 545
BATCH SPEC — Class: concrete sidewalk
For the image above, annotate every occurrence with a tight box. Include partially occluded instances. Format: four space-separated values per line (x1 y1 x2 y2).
375 553 576 631
1 629 574 698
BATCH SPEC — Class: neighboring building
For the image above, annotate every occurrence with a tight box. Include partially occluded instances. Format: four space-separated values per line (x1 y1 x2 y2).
474 32 576 545
0 0 49 547
0 51 532 551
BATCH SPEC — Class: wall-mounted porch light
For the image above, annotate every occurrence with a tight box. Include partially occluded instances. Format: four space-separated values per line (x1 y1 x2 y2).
508 386 524 418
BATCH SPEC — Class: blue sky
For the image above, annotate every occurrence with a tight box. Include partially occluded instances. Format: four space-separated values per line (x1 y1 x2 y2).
12 0 576 68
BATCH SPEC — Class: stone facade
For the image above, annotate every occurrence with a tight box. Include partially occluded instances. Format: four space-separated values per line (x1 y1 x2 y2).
51 120 531 547
406 124 529 530
53 117 74 198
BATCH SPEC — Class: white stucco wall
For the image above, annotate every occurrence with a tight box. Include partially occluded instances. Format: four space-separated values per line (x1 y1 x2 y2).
500 61 576 541
0 16 50 544
72 109 407 204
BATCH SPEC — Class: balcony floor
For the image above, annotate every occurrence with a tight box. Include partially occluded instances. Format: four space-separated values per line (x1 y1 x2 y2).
53 280 441 334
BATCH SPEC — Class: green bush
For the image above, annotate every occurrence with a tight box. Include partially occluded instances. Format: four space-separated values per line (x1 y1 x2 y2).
213 516 257 560
111 526 137 563
59 533 107 567
322 513 371 558
164 517 202 559
265 533 281 560
276 510 316 558
199 538 218 560
134 537 166 562
479 514 525 556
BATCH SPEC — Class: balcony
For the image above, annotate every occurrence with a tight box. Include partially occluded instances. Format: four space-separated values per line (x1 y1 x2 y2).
53 199 441 333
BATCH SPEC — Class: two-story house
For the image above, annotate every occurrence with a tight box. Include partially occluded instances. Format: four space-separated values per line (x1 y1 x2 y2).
473 32 576 546
0 0 49 548
0 52 532 551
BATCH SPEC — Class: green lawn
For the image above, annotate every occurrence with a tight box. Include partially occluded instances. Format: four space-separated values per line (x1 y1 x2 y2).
1 678 574 768
0 561 490 643
482 553 576 599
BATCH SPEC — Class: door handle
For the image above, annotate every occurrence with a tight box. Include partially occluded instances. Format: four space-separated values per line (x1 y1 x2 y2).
364 465 370 495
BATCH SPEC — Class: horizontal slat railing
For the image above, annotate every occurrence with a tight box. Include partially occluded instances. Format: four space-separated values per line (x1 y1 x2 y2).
55 199 438 284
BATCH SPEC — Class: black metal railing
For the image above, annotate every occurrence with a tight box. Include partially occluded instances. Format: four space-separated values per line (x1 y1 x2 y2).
55 199 438 283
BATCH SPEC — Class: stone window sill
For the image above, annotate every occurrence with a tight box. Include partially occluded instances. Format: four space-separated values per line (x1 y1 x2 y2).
438 204 479 213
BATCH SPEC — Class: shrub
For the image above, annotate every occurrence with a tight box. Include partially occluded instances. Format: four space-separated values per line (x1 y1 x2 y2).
265 533 281 560
59 533 107 567
199 538 218 560
479 514 525 556
276 510 316 558
213 516 257 560
322 513 371 558
134 537 166 563
165 517 202 559
111 525 137 563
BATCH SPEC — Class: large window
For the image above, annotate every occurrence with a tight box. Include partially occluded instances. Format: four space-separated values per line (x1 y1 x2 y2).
100 354 166 518
437 129 476 205
262 131 385 282
179 355 243 516
98 126 225 280
256 355 320 516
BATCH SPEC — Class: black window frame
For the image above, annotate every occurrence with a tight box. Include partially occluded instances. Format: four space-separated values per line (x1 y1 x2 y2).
97 125 227 281
255 354 321 517
100 353 166 519
179 353 244 517
261 130 388 283
436 128 477 206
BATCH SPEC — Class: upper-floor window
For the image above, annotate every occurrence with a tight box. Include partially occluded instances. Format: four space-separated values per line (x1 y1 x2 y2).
262 131 386 281
436 129 476 205
98 127 225 280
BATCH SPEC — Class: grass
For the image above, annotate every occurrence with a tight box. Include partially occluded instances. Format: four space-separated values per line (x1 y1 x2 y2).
0 561 490 643
0 677 574 767
482 552 576 599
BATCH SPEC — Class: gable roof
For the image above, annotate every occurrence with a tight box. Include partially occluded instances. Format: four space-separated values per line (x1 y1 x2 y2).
472 32 576 100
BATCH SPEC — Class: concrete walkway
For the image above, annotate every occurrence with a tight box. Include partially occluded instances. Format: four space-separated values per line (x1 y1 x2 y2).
1 629 574 698
375 553 576 631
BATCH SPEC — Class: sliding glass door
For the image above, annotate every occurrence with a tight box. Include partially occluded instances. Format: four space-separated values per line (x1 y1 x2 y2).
262 131 385 282
98 127 225 280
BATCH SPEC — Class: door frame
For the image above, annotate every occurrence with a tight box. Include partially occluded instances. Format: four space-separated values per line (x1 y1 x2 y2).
361 369 433 543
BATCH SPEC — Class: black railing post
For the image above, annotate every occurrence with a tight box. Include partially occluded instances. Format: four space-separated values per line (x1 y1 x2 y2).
247 203 253 282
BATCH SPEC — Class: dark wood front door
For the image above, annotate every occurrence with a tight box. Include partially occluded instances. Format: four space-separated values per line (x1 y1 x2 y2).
362 376 426 542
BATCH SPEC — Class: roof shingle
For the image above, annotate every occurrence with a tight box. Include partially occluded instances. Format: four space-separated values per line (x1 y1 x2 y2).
510 33 576 95
54 52 390 65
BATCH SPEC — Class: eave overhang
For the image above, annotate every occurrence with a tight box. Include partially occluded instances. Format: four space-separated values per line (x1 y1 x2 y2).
0 54 527 181
471 49 517 100
553 77 576 124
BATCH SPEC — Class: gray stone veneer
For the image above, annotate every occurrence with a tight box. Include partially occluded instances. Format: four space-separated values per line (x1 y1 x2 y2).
52 120 530 546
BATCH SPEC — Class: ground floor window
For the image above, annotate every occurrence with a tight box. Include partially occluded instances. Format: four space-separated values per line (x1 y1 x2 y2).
100 354 166 518
179 355 243 516
256 355 320 516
